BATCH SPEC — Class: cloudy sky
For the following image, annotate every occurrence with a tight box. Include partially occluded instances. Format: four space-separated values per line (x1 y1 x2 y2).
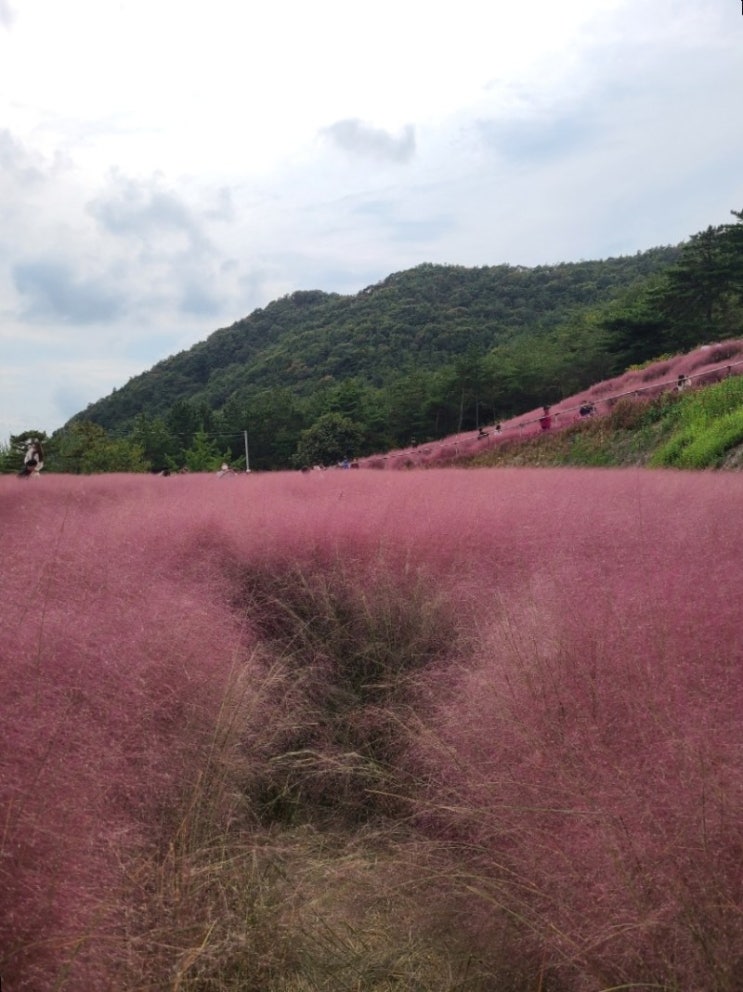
1 0 741 438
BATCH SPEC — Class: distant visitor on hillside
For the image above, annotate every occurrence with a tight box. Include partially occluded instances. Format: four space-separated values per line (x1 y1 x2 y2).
676 373 692 392
18 438 44 478
477 427 489 439
217 462 236 477
539 406 552 431
579 401 596 418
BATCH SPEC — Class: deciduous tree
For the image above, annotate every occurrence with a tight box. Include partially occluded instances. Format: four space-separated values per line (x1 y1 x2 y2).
293 413 364 468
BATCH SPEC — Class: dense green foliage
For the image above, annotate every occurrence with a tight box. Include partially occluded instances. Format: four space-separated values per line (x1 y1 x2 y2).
55 250 681 469
292 412 364 468
18 209 743 471
606 211 743 368
55 421 149 473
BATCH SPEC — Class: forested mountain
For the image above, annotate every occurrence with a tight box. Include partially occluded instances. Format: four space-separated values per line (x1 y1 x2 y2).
76 252 677 423
49 211 743 471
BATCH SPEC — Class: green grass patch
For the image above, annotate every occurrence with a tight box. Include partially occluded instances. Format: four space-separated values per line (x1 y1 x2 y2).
651 375 743 467
468 380 743 470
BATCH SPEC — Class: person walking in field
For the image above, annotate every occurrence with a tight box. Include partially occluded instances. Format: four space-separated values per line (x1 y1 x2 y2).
18 438 44 478
539 406 552 431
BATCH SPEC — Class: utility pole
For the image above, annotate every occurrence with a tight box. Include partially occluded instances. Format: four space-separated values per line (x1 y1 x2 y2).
243 430 251 473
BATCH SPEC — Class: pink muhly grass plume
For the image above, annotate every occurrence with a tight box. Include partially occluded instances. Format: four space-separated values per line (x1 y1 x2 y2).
0 475 251 988
1 466 741 988
405 468 743 989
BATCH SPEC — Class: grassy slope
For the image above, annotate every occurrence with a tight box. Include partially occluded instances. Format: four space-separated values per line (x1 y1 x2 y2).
2 469 742 991
358 339 743 472
466 373 743 470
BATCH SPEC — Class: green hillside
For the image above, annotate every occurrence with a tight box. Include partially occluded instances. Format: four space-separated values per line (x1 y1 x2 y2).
41 209 743 472
63 251 678 467
74 252 677 426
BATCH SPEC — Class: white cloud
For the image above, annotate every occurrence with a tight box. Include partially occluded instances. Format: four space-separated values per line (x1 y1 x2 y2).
0 0 742 439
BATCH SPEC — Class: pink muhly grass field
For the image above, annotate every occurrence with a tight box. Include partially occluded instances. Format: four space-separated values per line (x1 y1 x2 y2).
1 467 742 989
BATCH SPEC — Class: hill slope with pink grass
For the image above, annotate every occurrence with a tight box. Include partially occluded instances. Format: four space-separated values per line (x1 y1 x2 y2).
2 468 741 990
358 339 743 470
